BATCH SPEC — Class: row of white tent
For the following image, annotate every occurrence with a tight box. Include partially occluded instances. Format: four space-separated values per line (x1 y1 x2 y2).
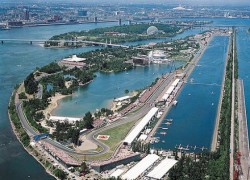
110 154 177 180
162 78 180 101
123 107 159 145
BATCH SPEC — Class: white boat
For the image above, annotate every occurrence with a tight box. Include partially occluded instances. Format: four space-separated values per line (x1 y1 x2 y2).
173 100 178 106
1 25 10 30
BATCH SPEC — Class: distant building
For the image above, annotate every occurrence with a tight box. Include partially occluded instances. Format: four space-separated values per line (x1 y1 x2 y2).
60 55 86 68
173 5 186 10
148 50 170 64
8 21 23 27
118 18 121 26
78 10 87 17
132 55 149 65
147 26 158 35
24 10 29 20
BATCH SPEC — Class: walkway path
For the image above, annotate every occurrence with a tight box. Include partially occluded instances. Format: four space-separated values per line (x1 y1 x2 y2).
237 79 250 180
230 30 236 180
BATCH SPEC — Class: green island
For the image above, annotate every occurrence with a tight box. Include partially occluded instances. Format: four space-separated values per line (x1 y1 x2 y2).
44 23 183 47
9 25 219 179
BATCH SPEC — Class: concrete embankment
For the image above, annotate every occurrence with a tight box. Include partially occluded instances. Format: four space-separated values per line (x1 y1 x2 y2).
237 79 250 179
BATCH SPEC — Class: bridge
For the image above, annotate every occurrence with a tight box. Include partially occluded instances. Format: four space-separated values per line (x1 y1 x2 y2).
0 38 129 48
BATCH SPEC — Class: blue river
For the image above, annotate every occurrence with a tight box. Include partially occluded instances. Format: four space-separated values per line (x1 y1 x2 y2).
0 18 250 179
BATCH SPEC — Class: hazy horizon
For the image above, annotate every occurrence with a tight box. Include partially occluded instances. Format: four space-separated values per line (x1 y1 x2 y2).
1 0 250 6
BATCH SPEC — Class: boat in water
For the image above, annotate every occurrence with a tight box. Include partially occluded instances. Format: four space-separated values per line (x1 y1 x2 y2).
173 100 178 106
160 132 167 135
1 25 11 30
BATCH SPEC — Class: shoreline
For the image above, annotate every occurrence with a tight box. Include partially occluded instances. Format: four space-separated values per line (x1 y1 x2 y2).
44 93 69 119
8 91 57 180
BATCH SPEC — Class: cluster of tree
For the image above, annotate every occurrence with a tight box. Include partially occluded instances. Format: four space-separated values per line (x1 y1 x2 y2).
168 152 229 179
82 112 94 129
23 99 48 133
80 162 90 176
39 62 61 74
66 67 95 85
94 108 113 118
131 141 150 154
40 73 72 96
24 73 38 94
50 23 180 40
53 168 67 180
47 23 181 47
52 122 80 145
51 112 94 144
18 92 27 99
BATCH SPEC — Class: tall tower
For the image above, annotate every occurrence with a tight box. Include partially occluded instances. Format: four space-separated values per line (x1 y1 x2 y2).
118 18 122 26
24 10 29 21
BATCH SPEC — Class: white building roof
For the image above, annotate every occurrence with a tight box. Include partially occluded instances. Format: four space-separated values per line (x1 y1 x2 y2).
49 116 81 124
162 93 170 101
172 79 180 87
63 55 86 62
123 107 158 145
138 134 148 141
110 169 124 178
122 154 160 180
147 158 177 179
114 96 131 102
166 85 175 95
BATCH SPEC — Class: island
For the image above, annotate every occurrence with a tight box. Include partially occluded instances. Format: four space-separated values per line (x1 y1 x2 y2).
44 23 184 48
8 26 238 180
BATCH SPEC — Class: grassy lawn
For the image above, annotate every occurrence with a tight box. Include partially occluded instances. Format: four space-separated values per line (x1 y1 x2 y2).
83 120 137 161
98 120 136 151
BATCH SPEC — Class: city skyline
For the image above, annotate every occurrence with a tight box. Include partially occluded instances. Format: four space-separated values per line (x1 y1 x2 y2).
1 0 250 5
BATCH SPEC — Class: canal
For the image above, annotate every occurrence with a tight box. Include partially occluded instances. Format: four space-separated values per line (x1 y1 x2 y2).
153 35 229 151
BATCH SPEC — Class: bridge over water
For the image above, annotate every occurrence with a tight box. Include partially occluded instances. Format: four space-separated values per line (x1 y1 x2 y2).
0 38 129 48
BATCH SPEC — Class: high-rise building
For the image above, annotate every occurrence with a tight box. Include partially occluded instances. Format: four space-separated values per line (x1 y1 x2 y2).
78 10 87 17
24 10 29 20
118 18 122 26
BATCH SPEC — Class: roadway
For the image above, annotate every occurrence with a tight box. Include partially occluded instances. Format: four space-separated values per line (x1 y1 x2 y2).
237 79 250 180
230 30 235 180
14 72 175 156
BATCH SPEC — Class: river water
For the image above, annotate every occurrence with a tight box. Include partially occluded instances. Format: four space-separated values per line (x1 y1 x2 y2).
0 18 249 179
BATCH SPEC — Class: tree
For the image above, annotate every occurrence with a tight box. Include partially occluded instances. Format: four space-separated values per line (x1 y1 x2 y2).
53 168 66 180
71 129 80 145
24 73 38 94
81 162 90 175
82 112 94 129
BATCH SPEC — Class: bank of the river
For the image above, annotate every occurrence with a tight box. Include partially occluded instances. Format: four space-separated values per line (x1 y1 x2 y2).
7 89 57 179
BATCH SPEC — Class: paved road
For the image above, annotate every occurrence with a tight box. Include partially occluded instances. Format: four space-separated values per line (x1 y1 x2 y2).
14 72 175 156
237 79 250 180
230 30 235 180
